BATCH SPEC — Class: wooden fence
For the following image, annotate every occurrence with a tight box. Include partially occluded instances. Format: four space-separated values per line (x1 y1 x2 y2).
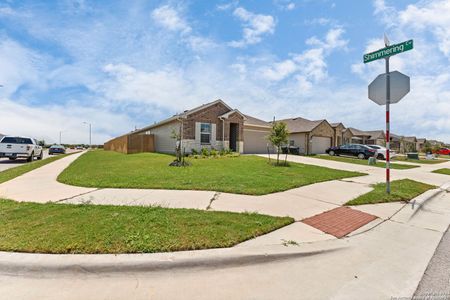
104 133 154 154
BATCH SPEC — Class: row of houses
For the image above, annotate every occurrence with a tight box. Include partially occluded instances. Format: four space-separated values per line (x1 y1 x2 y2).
104 99 438 155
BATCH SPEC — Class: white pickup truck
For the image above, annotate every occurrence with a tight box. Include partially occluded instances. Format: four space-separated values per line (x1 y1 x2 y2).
0 136 44 162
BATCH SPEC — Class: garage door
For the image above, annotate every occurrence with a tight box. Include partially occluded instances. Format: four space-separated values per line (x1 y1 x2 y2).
311 136 331 154
243 129 274 154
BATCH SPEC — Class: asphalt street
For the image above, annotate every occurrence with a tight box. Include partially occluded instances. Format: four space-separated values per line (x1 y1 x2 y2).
414 222 450 298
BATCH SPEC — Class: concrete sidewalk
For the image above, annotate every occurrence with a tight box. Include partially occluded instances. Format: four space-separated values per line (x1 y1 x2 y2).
1 190 449 300
0 151 96 202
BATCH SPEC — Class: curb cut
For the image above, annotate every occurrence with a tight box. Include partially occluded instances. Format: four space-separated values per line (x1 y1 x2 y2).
408 181 450 220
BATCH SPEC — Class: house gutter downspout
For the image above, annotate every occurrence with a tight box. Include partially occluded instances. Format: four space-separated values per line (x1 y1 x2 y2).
219 117 225 150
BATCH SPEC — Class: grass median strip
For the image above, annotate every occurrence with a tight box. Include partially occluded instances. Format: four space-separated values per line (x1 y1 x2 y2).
392 156 447 164
432 168 450 176
57 151 365 195
0 199 293 254
345 179 436 206
313 155 418 170
0 153 73 184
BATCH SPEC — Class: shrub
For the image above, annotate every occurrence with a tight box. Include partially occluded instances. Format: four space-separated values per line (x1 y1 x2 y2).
191 149 198 155
210 149 218 157
201 147 210 157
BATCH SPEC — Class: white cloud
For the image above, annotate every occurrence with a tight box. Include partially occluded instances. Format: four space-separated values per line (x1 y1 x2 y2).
0 38 45 97
229 7 276 48
398 0 450 57
260 59 297 81
258 26 348 82
151 5 191 34
0 97 132 144
286 3 296 10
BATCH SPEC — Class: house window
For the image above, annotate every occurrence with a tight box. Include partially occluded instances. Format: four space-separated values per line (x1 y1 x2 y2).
289 140 295 146
200 123 211 144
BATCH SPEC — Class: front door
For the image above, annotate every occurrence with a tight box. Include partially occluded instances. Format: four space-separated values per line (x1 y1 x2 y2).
229 123 238 152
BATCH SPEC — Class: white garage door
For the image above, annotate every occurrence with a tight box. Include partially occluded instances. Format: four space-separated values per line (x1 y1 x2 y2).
311 136 331 154
243 129 274 154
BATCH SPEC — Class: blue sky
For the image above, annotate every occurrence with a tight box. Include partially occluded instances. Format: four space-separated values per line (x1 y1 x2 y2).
0 0 449 144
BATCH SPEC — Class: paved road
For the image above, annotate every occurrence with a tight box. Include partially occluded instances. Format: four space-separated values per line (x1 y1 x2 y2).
0 149 51 172
0 149 80 172
414 222 450 297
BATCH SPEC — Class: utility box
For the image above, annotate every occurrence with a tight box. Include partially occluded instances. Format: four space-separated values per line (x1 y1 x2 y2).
407 152 419 160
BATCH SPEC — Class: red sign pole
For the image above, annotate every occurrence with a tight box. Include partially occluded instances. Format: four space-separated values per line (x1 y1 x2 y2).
385 56 391 194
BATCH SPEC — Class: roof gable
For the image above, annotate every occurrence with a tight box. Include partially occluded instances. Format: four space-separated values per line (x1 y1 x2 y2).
277 117 328 133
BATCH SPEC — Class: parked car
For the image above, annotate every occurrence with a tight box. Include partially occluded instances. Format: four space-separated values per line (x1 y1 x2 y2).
49 145 66 155
0 136 43 162
367 145 396 160
75 146 84 150
435 148 450 155
326 144 376 159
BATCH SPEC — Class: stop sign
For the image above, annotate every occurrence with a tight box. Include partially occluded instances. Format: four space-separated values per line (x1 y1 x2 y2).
368 71 410 105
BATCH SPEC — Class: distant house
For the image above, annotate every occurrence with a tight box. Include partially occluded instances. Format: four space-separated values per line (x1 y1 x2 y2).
330 122 346 147
343 128 385 146
277 117 335 154
390 134 417 153
416 138 426 152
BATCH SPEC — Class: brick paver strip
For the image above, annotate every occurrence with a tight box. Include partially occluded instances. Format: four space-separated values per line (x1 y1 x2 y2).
302 207 377 238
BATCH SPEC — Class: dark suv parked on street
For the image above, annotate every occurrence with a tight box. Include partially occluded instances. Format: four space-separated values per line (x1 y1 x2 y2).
325 144 376 159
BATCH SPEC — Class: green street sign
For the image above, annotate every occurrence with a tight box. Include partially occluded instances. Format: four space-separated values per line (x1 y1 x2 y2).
363 39 413 63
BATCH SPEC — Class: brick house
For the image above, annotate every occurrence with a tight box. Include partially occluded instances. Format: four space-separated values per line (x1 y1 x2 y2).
330 122 346 147
277 117 335 154
120 99 275 154
343 128 385 146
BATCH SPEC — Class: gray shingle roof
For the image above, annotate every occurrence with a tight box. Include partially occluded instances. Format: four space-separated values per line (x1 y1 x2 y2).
243 114 271 128
277 117 324 133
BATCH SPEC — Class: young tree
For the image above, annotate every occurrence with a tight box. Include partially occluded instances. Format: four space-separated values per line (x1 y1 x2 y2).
267 121 289 165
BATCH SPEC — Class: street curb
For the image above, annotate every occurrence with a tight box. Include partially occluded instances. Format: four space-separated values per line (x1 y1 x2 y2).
407 181 450 220
0 243 345 276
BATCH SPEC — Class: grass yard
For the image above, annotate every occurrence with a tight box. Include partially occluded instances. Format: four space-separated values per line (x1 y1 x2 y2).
432 168 450 176
392 156 447 164
57 151 365 195
345 179 436 206
0 153 73 184
0 199 293 254
313 155 418 170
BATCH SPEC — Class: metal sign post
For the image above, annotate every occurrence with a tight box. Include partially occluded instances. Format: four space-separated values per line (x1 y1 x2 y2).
385 56 391 194
364 35 413 194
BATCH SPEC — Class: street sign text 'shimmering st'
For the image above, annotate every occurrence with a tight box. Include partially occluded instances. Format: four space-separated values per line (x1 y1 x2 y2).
363 40 413 63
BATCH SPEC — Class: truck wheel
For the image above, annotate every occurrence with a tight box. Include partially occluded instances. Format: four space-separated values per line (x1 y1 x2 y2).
37 152 43 160
377 154 384 160
27 152 34 162
329 150 335 156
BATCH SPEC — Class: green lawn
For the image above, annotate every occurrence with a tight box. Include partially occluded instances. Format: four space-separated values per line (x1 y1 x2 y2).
345 179 436 206
432 168 450 176
313 155 418 170
0 153 73 184
57 151 365 195
0 199 293 254
392 156 447 164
